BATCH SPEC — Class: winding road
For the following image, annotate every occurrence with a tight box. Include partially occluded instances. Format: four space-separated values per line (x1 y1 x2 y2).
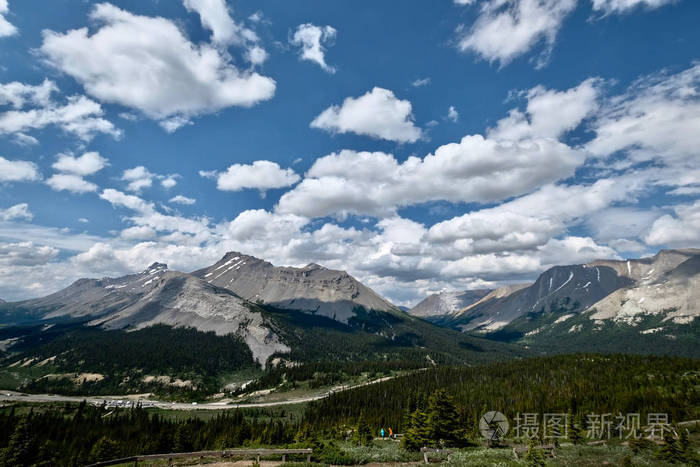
0 375 396 411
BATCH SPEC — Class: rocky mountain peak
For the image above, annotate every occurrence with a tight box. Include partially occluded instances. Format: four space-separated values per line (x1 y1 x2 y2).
193 252 396 323
143 262 168 274
410 289 492 318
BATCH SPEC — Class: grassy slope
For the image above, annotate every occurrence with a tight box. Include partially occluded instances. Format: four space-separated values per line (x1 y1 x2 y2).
483 308 700 358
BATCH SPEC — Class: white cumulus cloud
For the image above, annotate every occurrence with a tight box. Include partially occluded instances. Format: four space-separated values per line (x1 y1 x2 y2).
208 160 300 194
290 23 337 73
169 195 196 205
277 136 582 218
52 151 108 176
489 78 601 140
457 0 577 67
46 174 98 193
0 79 56 108
447 106 459 122
0 0 17 38
0 242 59 266
0 156 40 183
122 166 154 193
586 64 700 174
0 80 120 142
311 87 423 143
0 203 33 221
40 3 275 130
645 200 700 247
591 0 679 14
183 0 257 45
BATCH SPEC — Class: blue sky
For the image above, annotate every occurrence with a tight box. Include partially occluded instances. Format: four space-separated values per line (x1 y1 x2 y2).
0 0 698 305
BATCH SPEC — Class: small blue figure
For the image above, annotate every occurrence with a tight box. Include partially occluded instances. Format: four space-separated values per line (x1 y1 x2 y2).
380 428 385 438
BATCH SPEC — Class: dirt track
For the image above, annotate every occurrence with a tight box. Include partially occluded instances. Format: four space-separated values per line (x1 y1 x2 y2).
0 375 397 410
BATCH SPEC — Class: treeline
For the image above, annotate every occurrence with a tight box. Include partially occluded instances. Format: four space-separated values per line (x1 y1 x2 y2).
303 354 700 434
4 325 257 399
0 403 297 467
262 306 521 366
15 325 255 376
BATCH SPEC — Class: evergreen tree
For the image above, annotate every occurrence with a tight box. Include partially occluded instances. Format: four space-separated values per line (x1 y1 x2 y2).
353 415 373 446
628 436 654 455
567 412 583 445
174 424 194 452
659 431 683 463
34 440 59 467
678 429 697 464
0 418 35 467
401 408 430 451
294 424 312 444
524 437 546 467
90 436 120 463
426 389 460 447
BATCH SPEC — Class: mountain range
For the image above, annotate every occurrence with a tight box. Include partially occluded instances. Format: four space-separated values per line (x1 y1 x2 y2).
0 252 511 370
192 252 396 323
1 248 698 374
416 249 699 354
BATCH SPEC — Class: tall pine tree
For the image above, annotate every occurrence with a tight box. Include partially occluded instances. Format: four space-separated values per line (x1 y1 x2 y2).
401 408 430 451
0 418 35 467
426 389 460 447
353 415 373 446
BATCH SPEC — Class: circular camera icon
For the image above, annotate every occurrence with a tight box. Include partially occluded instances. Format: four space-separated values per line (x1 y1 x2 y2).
479 411 509 442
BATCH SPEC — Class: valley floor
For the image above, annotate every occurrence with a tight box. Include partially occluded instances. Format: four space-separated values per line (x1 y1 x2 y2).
0 374 399 410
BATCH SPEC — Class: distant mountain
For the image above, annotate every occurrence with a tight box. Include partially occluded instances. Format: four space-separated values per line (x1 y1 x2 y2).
434 249 700 356
409 290 491 318
588 252 699 326
0 262 170 323
192 252 397 323
436 284 531 331
90 270 289 364
0 262 287 364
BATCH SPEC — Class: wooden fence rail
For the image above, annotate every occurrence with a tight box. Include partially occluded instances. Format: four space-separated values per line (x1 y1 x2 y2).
512 444 556 459
420 447 452 464
85 448 313 466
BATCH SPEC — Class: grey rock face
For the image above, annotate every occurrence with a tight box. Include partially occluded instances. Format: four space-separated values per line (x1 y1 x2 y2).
8 262 170 321
446 249 700 332
409 290 492 318
589 253 700 327
91 271 288 365
193 252 397 323
0 253 407 365
0 262 288 366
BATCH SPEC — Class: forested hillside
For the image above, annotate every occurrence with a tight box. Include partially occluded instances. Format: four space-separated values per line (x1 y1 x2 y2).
303 354 700 433
0 354 698 466
0 302 524 399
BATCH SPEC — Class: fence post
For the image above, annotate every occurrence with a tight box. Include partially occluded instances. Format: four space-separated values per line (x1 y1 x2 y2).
307 453 311 462
282 454 286 462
